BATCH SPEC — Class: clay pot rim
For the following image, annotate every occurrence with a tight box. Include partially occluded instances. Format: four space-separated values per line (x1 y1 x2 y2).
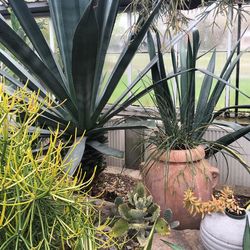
150 145 205 163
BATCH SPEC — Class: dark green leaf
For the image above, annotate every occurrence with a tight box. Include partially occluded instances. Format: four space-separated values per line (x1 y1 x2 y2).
206 125 250 157
243 215 250 250
63 136 87 176
0 17 77 117
72 0 98 128
88 120 155 135
9 0 66 90
193 50 216 133
111 218 129 238
93 0 163 121
213 105 250 119
48 0 89 98
161 240 184 250
87 140 124 158
0 49 47 95
91 0 120 110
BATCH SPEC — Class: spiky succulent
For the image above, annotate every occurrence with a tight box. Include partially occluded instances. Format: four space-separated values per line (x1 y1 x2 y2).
112 182 170 247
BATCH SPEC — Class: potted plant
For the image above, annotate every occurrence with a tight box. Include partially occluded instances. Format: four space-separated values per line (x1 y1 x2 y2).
140 29 250 229
184 187 250 250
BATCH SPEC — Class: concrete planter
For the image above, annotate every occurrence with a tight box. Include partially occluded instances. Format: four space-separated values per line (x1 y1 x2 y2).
200 211 250 250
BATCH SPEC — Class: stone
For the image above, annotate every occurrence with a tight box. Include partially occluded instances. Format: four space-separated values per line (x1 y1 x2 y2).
152 230 204 250
104 166 142 180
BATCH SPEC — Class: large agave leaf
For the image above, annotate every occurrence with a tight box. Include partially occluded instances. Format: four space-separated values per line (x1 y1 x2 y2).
72 0 98 129
93 0 163 122
0 17 77 117
91 0 120 111
8 0 66 90
88 120 155 136
0 69 24 89
64 136 87 176
0 49 47 95
48 0 90 98
100 57 159 124
87 140 123 158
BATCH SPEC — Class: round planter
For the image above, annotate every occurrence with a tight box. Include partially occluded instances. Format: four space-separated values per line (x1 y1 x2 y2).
143 146 219 229
200 211 250 250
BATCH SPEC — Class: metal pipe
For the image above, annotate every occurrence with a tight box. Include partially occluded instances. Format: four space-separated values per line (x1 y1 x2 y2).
225 5 233 112
235 3 242 118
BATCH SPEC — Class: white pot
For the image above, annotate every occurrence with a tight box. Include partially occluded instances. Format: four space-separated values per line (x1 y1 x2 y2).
200 211 250 250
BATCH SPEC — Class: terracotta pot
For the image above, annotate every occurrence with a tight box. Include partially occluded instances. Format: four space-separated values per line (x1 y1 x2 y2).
143 146 219 229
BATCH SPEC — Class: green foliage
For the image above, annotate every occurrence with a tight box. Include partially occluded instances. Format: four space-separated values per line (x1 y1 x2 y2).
246 201 250 211
161 240 184 250
0 86 116 249
145 29 250 171
163 209 180 229
0 0 162 178
112 182 170 247
243 216 250 250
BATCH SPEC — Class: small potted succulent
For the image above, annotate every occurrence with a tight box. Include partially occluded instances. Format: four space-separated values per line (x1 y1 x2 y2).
184 187 250 250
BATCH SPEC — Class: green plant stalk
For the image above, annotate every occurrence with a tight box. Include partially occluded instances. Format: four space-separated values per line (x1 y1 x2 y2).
243 216 250 250
0 87 120 249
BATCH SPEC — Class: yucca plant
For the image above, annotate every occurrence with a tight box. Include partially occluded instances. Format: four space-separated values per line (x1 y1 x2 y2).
0 85 121 249
139 28 250 171
0 0 164 179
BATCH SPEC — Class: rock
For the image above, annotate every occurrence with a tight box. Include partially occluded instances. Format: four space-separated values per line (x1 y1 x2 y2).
104 166 142 180
152 230 204 250
93 199 116 220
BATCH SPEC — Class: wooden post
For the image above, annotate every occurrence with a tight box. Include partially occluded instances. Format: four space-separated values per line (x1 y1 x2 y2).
125 117 144 169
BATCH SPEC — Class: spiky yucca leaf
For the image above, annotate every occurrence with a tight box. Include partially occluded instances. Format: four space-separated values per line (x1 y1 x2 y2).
144 28 250 164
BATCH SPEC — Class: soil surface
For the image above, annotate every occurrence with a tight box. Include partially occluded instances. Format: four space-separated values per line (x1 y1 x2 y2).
91 171 138 201
91 171 250 209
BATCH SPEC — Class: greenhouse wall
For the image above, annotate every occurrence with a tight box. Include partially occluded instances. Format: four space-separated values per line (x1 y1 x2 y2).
107 124 250 187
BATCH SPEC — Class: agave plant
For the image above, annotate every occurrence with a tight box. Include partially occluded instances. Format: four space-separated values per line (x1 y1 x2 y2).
0 0 164 178
143 28 250 170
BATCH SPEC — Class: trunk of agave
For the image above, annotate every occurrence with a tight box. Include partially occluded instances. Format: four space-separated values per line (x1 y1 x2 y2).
78 133 107 182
